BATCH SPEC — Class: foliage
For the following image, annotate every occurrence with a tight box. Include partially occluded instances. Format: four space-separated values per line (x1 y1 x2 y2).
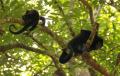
0 0 120 76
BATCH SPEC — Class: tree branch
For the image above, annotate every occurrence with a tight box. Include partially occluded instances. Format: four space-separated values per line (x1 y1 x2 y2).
25 33 48 50
0 43 49 55
0 17 66 48
79 0 111 76
39 26 66 48
0 43 65 74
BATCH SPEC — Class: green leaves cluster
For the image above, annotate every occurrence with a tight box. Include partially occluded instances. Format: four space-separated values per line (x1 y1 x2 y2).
0 0 120 76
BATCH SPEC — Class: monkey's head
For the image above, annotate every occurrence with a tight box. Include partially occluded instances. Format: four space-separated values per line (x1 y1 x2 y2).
59 48 73 64
22 9 39 24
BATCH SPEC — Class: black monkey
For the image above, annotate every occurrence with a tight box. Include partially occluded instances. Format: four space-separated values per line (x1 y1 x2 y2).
9 9 45 34
59 30 103 64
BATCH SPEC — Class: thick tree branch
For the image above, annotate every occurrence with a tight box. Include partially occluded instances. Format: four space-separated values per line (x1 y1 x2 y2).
0 43 65 74
81 23 111 76
0 17 66 48
79 0 111 76
0 17 23 25
82 52 111 76
0 43 49 55
1 43 66 75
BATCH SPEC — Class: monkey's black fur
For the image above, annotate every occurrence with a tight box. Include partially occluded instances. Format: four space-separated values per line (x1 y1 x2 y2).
9 9 45 34
59 30 103 64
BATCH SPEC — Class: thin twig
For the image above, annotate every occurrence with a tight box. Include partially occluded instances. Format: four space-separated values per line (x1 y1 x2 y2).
79 0 94 25
54 0 75 37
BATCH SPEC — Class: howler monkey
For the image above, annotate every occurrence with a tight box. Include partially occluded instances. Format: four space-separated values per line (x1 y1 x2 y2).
59 30 103 64
9 9 45 34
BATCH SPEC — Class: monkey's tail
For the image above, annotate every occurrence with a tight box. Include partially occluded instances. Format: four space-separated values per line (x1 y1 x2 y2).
9 24 28 34
59 50 73 64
